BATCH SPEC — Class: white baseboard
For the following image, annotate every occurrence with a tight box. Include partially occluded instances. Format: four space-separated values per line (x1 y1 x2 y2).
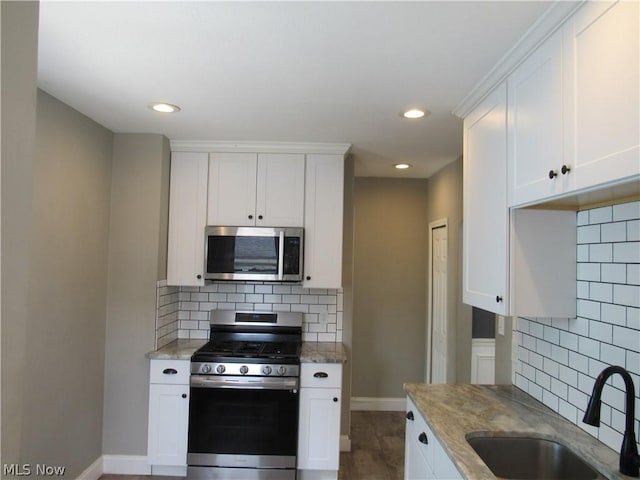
76 456 103 480
350 397 405 411
102 455 151 475
340 434 351 453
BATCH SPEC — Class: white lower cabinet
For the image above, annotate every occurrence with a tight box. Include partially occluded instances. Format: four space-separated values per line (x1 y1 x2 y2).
147 359 190 473
405 397 462 480
298 363 342 479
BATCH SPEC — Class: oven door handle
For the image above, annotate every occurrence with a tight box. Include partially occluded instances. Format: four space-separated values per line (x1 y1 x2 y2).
277 230 285 281
191 375 299 390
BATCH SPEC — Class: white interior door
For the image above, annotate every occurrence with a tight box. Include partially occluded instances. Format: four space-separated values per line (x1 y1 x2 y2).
428 221 448 384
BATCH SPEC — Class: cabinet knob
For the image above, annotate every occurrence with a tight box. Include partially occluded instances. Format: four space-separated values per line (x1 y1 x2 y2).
248 214 253 220
182 393 187 399
496 295 503 303
561 164 571 175
258 215 263 220
196 274 202 280
333 397 339 402
548 170 558 179
306 276 311 281
418 432 429 445
406 411 414 421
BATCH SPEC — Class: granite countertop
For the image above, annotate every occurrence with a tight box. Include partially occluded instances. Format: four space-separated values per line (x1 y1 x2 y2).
404 383 630 480
146 338 207 360
300 341 347 363
146 339 347 364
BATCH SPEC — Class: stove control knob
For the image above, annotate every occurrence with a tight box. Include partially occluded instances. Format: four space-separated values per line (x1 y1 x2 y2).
240 365 249 375
216 365 226 374
201 364 212 374
262 366 272 375
277 366 287 376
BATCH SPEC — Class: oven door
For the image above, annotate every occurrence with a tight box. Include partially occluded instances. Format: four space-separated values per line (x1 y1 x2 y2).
188 375 299 473
204 226 303 282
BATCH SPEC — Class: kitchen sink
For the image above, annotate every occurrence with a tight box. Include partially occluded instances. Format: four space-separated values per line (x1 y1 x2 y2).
466 434 605 480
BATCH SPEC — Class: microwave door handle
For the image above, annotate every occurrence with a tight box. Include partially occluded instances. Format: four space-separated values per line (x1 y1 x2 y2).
278 230 285 280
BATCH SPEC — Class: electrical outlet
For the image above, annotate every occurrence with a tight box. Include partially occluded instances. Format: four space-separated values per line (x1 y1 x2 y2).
498 315 505 336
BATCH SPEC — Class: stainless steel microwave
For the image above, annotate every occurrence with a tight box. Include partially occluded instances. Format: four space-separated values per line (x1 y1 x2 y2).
204 226 304 282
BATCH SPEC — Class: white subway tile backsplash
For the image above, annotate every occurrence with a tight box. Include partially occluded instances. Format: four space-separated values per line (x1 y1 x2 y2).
515 201 639 453
155 280 344 344
589 243 612 263
613 284 640 308
612 201 640 221
601 222 627 242
613 242 640 263
577 224 600 244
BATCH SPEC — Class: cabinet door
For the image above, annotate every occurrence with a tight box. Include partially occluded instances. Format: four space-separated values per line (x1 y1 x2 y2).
207 152 257 226
166 152 208 286
304 154 344 288
508 29 568 207
297 387 341 470
463 84 509 315
564 0 640 191
147 383 189 466
256 153 305 227
405 427 434 480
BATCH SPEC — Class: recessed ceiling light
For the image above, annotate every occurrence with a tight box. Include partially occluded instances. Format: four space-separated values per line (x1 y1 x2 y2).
401 108 429 119
394 163 411 170
150 102 181 113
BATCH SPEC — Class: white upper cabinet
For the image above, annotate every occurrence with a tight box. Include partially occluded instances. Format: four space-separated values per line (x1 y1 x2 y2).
207 152 257 226
208 152 305 227
256 153 305 227
463 84 509 315
508 29 568 207
509 0 639 208
464 85 577 317
166 152 208 287
563 0 639 191
303 154 344 289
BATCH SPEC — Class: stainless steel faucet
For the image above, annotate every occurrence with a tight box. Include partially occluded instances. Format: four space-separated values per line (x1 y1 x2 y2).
583 365 640 477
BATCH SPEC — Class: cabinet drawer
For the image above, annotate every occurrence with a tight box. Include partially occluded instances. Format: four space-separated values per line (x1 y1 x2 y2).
150 359 190 385
300 363 342 388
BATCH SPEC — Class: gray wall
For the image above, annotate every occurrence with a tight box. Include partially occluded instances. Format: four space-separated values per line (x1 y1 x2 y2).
425 157 472 383
103 134 170 454
1 0 39 468
19 90 114 472
341 155 355 433
352 177 429 397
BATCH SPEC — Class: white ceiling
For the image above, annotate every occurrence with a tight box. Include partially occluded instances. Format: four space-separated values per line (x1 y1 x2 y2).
37 1 551 178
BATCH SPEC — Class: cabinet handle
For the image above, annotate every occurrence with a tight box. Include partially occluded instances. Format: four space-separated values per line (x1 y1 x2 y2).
162 368 178 375
496 296 503 303
406 411 414 421
548 170 558 179
313 371 329 378
248 214 253 220
182 393 187 399
561 164 571 175
333 397 339 402
418 432 429 445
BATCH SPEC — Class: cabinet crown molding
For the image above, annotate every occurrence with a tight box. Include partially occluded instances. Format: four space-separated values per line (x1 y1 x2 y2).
170 140 351 155
452 1 583 119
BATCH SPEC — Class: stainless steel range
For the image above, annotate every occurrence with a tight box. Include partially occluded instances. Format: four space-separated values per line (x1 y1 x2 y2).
188 310 302 480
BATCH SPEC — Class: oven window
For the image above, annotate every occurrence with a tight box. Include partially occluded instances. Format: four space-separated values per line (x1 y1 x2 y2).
207 236 278 274
188 387 299 456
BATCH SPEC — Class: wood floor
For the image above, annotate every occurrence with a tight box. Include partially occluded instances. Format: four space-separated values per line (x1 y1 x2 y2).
99 410 405 480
